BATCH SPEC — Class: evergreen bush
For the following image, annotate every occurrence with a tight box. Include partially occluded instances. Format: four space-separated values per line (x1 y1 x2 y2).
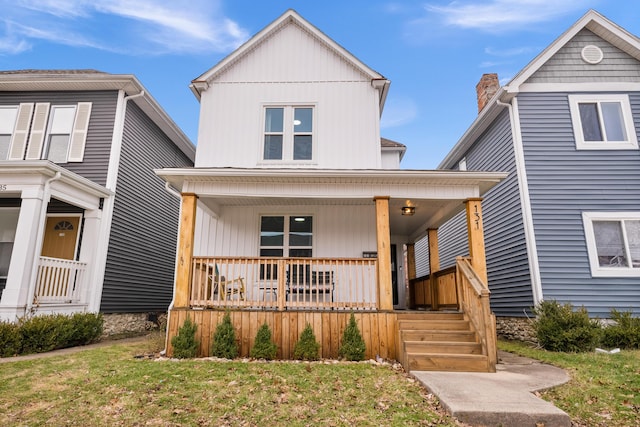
600 309 640 349
532 300 601 352
170 317 199 359
250 322 278 360
211 312 238 359
293 323 320 361
20 314 68 354
0 321 22 357
338 313 366 361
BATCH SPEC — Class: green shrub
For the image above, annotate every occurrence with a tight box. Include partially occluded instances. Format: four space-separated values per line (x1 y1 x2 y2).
601 309 640 349
293 323 320 361
0 321 22 357
250 323 278 360
532 300 601 352
170 317 199 359
211 312 238 359
67 313 104 347
338 313 366 361
19 314 67 354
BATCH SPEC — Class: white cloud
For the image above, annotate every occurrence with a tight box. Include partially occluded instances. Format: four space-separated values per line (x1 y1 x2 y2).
425 0 594 32
484 46 537 57
0 0 249 55
381 97 418 129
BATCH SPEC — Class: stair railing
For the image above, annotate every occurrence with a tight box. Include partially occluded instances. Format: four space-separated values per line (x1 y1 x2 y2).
455 256 497 372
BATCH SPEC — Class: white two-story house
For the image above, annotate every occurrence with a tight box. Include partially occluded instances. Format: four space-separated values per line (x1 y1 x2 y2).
158 10 506 371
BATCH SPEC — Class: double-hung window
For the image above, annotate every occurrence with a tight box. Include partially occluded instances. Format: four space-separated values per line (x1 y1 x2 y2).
263 106 313 161
0 107 18 160
45 105 77 163
259 215 313 278
569 94 638 150
583 212 640 277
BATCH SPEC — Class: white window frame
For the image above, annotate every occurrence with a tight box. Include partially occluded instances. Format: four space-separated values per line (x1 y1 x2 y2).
259 214 314 258
0 106 18 160
583 212 640 277
569 94 638 150
260 104 315 164
43 105 77 163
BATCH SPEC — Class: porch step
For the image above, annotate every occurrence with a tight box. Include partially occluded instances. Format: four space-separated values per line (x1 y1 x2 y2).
397 312 464 321
403 340 483 354
406 353 490 372
398 319 470 331
401 329 477 343
397 311 491 372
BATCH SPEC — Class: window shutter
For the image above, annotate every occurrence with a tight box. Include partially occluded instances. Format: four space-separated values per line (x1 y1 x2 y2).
67 102 92 162
8 103 34 160
25 103 50 160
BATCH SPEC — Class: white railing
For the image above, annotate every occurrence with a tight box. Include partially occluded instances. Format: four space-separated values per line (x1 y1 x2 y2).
34 257 87 304
191 257 378 311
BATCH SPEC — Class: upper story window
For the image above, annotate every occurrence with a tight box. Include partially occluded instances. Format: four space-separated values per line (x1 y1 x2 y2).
45 105 77 163
583 212 640 277
263 106 313 162
0 102 92 163
0 107 18 160
569 94 638 150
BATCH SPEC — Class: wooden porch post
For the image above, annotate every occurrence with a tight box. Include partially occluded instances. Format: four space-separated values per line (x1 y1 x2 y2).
374 196 393 310
428 228 440 310
406 243 416 309
174 193 198 308
465 198 488 284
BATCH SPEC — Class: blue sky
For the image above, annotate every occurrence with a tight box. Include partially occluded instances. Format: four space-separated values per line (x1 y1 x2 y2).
1 0 638 168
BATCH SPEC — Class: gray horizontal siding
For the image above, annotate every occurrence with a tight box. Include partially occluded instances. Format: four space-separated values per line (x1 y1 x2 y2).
529 29 640 83
436 110 533 316
518 91 640 317
0 91 118 186
101 102 193 313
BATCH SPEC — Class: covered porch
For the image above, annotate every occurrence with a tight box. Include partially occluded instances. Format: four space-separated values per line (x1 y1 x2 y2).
159 168 506 371
0 161 112 320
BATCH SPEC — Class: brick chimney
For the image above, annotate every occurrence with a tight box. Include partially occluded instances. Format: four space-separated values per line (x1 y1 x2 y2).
476 73 499 113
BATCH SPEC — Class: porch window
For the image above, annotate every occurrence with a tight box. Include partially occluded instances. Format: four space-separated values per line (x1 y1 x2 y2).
259 215 313 278
0 107 18 160
569 94 638 150
583 212 640 277
0 208 19 293
263 106 314 161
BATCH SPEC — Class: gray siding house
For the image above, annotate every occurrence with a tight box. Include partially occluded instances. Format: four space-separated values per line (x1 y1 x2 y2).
0 70 195 321
424 10 640 318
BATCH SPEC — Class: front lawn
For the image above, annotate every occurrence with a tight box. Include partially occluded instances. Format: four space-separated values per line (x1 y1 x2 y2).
499 340 640 427
0 334 458 426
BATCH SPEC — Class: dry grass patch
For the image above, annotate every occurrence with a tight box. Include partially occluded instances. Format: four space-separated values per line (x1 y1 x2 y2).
0 333 461 426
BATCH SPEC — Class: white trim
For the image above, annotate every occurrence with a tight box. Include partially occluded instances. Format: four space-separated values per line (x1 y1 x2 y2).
259 104 316 164
42 104 77 163
518 82 640 93
568 94 638 150
500 98 544 304
258 213 314 258
583 211 640 278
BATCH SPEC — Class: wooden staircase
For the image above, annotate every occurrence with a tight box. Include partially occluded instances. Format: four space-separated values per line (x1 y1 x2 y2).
397 311 493 372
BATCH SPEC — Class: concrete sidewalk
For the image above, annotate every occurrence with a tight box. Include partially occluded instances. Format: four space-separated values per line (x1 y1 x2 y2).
412 351 571 427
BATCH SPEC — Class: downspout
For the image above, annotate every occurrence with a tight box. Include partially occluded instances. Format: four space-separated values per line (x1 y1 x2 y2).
163 181 182 355
496 98 544 305
26 171 62 314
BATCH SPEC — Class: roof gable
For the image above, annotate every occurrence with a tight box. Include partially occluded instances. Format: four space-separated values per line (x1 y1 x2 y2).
506 9 640 92
190 10 389 102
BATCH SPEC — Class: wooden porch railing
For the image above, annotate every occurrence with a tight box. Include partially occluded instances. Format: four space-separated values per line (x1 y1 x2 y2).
408 266 457 309
455 256 497 371
190 257 378 311
34 257 87 304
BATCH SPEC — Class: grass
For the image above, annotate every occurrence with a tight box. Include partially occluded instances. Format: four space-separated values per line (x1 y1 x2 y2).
0 333 459 427
499 340 640 427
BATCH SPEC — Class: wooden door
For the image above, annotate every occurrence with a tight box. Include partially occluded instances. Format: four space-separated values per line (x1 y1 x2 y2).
41 216 80 260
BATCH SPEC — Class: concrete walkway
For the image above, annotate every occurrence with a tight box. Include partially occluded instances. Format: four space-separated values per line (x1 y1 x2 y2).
412 350 572 427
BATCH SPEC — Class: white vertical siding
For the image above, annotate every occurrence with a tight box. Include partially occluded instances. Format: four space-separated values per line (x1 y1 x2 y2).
193 204 377 258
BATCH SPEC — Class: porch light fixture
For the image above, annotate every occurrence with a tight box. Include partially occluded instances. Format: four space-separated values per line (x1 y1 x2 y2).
401 206 415 216
294 217 306 222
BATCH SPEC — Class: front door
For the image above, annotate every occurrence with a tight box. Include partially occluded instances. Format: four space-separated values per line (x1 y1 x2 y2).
41 215 81 260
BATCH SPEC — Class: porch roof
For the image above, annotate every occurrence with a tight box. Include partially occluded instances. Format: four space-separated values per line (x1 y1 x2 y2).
156 167 507 241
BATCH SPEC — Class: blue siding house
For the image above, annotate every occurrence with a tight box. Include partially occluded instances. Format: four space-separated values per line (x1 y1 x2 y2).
430 10 640 319
0 70 195 322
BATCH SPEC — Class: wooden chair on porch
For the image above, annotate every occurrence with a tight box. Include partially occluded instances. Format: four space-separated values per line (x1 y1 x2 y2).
209 265 246 301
